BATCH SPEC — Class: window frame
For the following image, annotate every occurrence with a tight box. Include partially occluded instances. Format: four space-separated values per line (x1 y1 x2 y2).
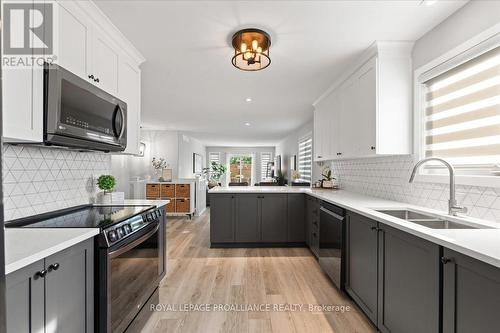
413 25 500 188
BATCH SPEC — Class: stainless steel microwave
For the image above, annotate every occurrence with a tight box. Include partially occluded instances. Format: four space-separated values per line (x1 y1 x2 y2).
44 63 127 152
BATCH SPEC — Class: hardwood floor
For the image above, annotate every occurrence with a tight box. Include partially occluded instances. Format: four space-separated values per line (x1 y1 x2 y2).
141 209 376 333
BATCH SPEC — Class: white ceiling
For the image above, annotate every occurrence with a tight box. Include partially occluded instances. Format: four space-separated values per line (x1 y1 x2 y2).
94 0 467 146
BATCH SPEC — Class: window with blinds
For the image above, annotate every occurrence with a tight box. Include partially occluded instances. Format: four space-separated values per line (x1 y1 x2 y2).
298 135 312 182
423 45 500 175
260 152 272 181
209 152 220 165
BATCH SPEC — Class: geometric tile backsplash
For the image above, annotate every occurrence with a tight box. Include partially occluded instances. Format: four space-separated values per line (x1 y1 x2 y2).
329 155 500 223
2 144 111 221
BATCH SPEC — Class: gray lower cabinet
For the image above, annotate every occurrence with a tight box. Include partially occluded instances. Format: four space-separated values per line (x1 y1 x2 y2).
378 224 440 333
210 194 235 243
287 194 305 242
345 212 378 324
235 195 260 242
210 193 304 245
6 260 45 333
442 248 500 333
305 196 319 256
260 194 287 242
6 238 94 333
346 212 440 333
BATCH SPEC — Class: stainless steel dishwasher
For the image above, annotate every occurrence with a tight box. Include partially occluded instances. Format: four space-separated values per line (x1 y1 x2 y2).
319 201 345 290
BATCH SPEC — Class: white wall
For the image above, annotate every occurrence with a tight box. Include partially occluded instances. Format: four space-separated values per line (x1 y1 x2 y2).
111 130 205 198
178 133 206 179
206 146 275 186
412 0 500 69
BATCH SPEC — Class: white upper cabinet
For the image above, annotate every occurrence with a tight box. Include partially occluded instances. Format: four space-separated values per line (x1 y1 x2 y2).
118 57 142 155
90 28 120 94
2 0 145 146
313 41 413 161
55 1 91 79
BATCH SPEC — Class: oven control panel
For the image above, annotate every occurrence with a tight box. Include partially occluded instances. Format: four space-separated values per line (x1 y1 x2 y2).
102 208 162 247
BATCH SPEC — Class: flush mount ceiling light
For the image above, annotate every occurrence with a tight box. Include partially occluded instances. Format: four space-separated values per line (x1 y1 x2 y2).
245 97 252 102
231 28 271 71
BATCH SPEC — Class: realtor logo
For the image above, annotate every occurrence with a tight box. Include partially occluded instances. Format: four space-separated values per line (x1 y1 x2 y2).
3 2 53 55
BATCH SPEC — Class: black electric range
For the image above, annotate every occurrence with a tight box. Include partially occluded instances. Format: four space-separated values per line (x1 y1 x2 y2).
5 204 166 333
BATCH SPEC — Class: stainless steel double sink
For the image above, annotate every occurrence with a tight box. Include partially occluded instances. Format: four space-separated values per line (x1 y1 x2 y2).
375 209 491 229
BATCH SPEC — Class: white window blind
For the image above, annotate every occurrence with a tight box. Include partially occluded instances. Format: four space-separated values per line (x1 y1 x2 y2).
209 152 220 165
298 135 312 182
260 152 272 181
423 45 500 175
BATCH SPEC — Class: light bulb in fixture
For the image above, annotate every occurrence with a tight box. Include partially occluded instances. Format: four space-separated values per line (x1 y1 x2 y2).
240 43 247 52
252 39 258 50
244 51 252 59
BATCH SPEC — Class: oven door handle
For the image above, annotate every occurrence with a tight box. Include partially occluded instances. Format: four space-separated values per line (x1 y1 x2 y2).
320 207 345 221
108 221 160 259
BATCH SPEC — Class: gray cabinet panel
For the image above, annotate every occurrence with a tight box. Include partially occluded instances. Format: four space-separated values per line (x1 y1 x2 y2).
6 260 45 333
235 195 260 242
287 194 305 242
345 212 378 324
443 248 500 333
45 238 94 333
260 194 287 242
210 194 235 243
378 225 439 333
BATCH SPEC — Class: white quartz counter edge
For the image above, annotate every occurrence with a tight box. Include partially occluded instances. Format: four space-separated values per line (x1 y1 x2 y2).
121 199 170 207
210 187 500 268
5 199 169 275
5 228 99 275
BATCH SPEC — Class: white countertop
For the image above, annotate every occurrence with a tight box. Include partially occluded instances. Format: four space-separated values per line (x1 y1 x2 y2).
210 187 500 268
122 199 170 207
4 199 169 275
4 228 99 275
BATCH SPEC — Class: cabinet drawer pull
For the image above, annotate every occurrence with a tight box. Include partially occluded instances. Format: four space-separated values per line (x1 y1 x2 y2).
370 226 378 231
48 263 60 272
94 77 100 83
370 146 376 150
441 257 454 264
88 74 94 80
35 269 47 279
317 155 322 158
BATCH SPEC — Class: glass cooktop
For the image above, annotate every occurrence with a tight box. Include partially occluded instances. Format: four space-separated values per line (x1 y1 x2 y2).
5 205 154 229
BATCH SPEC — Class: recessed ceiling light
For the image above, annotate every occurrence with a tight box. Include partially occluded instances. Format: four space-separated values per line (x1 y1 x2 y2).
246 97 252 102
421 0 437 6
244 122 251 126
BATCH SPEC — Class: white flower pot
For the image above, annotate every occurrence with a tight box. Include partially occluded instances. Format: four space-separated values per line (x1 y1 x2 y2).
98 192 113 205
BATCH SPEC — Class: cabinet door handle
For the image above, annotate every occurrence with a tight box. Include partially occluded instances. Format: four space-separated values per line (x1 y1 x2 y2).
370 226 378 231
370 146 376 150
94 77 100 83
35 269 48 279
88 74 94 80
48 263 60 272
317 155 322 159
441 257 454 264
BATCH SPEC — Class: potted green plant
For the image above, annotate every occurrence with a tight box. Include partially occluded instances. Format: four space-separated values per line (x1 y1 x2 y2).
202 162 227 188
321 166 336 188
97 175 116 204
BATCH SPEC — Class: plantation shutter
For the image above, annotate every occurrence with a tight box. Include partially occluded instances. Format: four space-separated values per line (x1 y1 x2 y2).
260 152 272 181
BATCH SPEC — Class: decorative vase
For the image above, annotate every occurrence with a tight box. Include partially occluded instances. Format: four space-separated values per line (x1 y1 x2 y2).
322 180 334 188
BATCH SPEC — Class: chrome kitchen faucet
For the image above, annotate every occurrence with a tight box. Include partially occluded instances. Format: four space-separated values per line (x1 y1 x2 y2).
409 157 468 216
